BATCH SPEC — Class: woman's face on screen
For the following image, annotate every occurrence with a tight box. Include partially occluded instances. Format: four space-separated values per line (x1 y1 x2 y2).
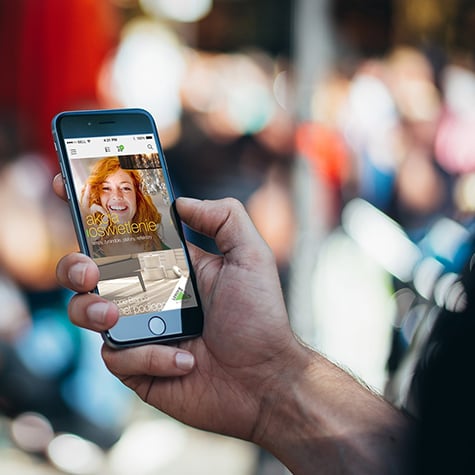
99 169 137 223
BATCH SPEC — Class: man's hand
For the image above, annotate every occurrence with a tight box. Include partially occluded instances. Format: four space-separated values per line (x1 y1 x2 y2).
54 173 415 474
55 173 298 441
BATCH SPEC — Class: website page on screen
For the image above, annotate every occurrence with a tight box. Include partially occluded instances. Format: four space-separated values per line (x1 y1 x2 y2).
63 133 198 317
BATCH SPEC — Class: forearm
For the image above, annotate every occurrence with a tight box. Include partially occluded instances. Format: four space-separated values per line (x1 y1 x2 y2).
253 344 416 474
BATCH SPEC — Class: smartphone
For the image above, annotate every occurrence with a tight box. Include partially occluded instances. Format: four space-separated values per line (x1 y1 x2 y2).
52 108 203 348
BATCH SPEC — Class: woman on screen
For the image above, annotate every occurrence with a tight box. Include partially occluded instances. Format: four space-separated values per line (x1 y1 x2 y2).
80 157 168 257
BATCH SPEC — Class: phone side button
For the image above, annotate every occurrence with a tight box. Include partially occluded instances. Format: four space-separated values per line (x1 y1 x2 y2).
148 316 166 335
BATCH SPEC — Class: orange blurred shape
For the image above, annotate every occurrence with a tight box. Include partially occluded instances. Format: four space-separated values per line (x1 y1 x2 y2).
296 122 350 186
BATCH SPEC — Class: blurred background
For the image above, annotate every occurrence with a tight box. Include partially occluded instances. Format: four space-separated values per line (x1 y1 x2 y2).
2 0 475 473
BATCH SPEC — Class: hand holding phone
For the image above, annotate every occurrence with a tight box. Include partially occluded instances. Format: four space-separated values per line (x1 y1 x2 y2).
52 108 203 347
55 196 301 450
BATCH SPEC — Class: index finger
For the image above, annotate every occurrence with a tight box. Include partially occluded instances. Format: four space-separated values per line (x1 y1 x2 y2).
56 252 100 294
53 173 68 201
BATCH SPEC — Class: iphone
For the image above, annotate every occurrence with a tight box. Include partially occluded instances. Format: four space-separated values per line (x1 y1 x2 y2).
52 108 203 347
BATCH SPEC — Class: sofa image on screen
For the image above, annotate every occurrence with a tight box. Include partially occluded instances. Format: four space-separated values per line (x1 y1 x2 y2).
97 256 146 291
139 249 187 281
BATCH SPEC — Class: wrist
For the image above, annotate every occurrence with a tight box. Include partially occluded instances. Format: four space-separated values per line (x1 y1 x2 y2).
251 339 415 474
249 338 317 458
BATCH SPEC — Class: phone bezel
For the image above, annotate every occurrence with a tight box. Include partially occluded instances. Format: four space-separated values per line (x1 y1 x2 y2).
52 108 203 347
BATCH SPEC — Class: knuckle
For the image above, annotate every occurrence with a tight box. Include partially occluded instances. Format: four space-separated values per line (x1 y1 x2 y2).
222 197 245 213
143 347 159 374
67 294 83 323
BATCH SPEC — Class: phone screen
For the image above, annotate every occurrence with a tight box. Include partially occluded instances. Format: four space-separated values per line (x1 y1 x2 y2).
53 110 202 346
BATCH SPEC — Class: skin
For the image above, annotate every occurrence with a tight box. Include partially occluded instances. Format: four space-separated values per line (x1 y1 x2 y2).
99 169 137 224
53 173 415 474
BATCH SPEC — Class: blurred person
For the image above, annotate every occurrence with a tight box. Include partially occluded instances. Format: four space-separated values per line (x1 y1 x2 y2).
335 47 452 234
336 57 402 214
169 51 297 297
0 153 77 291
246 164 296 290
80 157 168 257
434 61 475 222
384 46 450 230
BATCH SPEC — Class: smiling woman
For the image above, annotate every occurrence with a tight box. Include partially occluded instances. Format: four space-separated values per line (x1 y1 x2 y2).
80 157 168 258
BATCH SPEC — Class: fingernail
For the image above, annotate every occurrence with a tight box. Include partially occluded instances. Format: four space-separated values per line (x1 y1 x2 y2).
68 262 88 287
175 352 195 371
87 302 110 325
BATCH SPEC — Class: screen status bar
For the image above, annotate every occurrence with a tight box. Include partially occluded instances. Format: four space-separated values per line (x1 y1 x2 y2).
66 134 156 159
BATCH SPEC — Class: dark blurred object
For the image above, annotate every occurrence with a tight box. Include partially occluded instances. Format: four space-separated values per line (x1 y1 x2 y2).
384 215 475 473
0 114 24 170
332 0 394 57
197 0 292 55
166 111 294 260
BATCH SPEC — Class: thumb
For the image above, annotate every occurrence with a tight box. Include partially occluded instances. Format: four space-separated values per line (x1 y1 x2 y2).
176 197 271 261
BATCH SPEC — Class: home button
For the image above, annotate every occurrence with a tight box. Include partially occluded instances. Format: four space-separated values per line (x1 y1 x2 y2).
148 316 166 335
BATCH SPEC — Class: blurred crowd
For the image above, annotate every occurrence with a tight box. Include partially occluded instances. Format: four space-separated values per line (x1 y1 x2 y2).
300 43 475 393
299 44 475 232
1 0 475 474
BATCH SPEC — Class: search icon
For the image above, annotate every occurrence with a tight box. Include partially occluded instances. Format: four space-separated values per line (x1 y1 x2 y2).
147 144 153 150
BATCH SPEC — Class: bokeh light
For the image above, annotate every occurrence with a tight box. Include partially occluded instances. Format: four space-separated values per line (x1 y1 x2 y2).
103 18 186 135
47 433 105 475
10 412 54 453
108 419 187 474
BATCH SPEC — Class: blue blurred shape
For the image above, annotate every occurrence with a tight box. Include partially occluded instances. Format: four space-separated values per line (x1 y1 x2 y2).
14 308 76 378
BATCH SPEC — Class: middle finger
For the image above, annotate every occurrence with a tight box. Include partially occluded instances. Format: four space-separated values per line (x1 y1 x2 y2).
68 292 119 331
